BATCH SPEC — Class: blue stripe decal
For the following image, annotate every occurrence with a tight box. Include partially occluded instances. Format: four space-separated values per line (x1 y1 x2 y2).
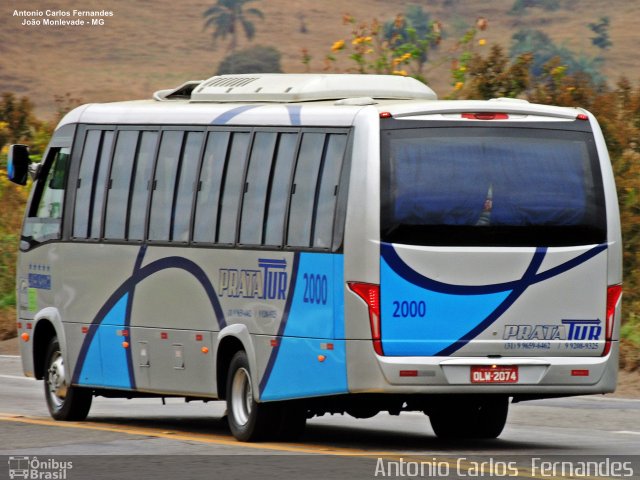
72 250 226 386
380 243 607 356
381 242 606 294
286 105 302 126
210 105 260 125
436 247 545 356
124 245 147 389
260 253 348 401
258 252 300 395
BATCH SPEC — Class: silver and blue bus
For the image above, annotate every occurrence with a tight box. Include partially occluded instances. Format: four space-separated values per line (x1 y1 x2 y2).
7 74 623 441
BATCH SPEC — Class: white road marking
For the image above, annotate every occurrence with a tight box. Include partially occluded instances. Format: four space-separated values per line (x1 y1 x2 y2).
614 430 640 435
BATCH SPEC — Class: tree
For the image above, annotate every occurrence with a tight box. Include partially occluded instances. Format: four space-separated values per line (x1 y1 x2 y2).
203 0 264 52
510 29 605 83
216 45 282 74
460 45 531 100
0 93 35 151
589 16 612 50
382 5 441 74
509 0 561 15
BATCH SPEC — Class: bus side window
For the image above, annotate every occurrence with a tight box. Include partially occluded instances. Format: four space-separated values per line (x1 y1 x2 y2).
172 131 204 242
73 131 102 239
313 133 347 249
89 131 114 239
217 132 251 244
128 131 160 241
104 131 138 240
193 132 230 243
149 131 183 241
287 133 325 247
23 147 71 245
240 132 277 245
263 133 297 247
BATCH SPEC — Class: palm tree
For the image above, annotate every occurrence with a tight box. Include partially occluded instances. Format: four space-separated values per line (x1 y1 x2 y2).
203 0 265 52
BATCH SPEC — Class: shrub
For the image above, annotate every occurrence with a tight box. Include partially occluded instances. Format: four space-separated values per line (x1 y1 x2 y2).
216 45 282 74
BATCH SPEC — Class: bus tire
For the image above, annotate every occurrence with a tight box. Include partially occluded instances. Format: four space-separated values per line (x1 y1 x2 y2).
226 351 279 442
429 395 508 440
44 337 92 421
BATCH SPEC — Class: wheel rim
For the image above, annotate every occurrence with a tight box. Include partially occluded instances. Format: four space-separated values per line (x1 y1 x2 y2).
230 367 252 426
47 350 67 408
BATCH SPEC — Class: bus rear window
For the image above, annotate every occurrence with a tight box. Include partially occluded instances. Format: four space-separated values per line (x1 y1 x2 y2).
381 127 606 247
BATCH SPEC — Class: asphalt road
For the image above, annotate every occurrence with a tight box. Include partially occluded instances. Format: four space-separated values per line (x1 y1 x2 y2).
0 354 639 479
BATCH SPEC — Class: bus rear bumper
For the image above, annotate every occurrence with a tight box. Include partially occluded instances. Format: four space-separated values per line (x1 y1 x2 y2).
347 340 619 396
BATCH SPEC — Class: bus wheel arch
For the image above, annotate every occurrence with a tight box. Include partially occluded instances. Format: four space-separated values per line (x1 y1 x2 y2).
216 335 246 400
33 319 57 380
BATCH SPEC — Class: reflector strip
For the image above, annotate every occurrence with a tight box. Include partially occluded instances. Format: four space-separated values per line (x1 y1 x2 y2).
571 369 589 377
399 370 418 377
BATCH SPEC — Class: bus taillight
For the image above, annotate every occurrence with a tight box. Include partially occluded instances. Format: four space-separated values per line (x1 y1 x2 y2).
348 282 384 356
603 285 622 357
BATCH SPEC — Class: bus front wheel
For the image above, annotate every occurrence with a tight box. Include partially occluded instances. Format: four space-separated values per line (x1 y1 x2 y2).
226 351 279 441
43 337 92 421
428 395 508 440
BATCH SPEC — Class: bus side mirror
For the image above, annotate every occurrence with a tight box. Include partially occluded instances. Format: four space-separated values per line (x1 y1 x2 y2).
7 144 30 186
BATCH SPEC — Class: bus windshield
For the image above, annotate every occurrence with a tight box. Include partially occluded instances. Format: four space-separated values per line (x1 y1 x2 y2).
380 126 607 247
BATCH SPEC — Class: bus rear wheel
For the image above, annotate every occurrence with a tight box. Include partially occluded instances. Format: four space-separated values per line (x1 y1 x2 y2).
428 395 508 440
226 351 280 442
44 337 92 421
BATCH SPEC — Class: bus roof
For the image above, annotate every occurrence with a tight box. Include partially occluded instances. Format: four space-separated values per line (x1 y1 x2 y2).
58 74 587 129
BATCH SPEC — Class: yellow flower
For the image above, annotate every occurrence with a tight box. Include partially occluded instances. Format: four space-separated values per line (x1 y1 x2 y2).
401 52 412 61
454 81 464 90
478 38 486 46
459 66 467 72
365 48 374 54
331 40 345 52
392 70 408 76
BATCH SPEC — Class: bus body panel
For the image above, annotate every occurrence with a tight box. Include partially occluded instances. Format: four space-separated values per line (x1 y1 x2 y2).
380 244 608 357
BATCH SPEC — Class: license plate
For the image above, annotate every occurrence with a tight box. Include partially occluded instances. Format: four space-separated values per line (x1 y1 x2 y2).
470 365 519 384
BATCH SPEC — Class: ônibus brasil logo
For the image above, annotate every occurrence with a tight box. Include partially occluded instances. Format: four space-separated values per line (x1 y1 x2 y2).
8 456 73 479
